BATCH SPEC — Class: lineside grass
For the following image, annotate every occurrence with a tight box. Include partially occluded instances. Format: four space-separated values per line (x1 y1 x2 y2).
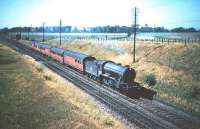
0 42 127 129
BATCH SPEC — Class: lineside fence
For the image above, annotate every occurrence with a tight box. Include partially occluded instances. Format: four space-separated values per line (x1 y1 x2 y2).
8 32 200 45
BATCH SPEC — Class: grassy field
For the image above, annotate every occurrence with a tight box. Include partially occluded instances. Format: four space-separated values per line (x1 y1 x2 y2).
34 39 200 116
0 41 128 129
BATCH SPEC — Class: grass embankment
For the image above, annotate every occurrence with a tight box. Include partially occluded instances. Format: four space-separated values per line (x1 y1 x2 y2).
0 42 127 129
38 39 200 116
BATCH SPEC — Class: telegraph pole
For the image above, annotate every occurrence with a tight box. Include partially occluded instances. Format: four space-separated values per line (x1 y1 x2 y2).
132 7 138 63
59 19 62 46
20 26 22 40
19 26 22 36
42 22 45 42
27 25 31 40
27 27 29 40
30 24 32 40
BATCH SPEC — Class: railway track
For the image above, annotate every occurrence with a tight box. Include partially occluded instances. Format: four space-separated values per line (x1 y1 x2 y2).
3 37 200 129
133 99 200 129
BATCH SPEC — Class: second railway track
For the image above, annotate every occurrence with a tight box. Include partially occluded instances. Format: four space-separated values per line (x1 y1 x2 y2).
3 37 200 129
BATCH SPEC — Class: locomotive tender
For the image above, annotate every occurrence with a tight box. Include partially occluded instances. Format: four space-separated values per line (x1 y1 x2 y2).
31 42 156 99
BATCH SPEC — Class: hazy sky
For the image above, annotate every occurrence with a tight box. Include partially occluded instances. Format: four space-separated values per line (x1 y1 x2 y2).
0 0 200 29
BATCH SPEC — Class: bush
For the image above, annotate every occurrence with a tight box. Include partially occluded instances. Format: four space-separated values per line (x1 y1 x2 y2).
144 74 157 87
103 118 114 127
43 75 52 80
185 85 200 99
36 67 43 73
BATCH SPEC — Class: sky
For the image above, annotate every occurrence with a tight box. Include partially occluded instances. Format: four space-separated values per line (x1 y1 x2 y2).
0 0 200 29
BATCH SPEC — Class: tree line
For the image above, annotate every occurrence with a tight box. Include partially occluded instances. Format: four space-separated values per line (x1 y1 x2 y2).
0 25 199 34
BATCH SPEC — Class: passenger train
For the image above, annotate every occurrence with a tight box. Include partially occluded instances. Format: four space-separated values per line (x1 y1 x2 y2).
32 42 156 99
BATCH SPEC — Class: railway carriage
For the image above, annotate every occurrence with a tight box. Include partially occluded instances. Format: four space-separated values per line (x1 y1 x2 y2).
50 47 65 63
64 50 94 72
31 42 41 52
40 44 52 56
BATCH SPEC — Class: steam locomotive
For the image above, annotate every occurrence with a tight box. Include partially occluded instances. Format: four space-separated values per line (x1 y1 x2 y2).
32 42 156 99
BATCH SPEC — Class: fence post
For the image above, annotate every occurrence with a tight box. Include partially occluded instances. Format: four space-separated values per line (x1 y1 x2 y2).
184 39 186 46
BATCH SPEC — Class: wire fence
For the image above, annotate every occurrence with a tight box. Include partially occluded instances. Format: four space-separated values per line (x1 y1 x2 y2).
8 32 200 45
